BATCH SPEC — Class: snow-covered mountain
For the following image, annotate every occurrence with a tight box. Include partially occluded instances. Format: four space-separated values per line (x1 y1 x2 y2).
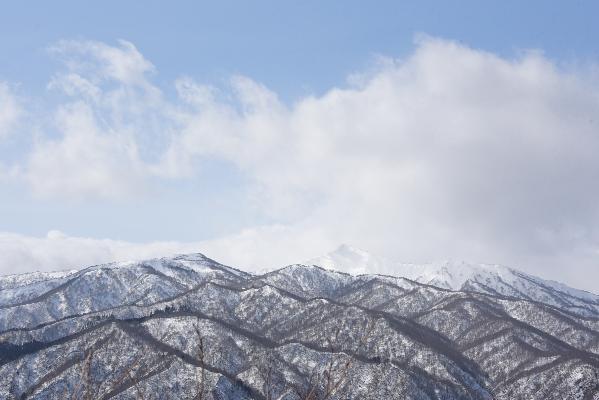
1 250 599 399
309 245 599 317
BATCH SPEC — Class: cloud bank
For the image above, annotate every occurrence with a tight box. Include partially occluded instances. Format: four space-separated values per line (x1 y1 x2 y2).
2 37 599 291
0 228 328 276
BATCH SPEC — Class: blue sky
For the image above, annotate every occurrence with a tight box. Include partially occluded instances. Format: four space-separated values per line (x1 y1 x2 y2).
2 1 598 101
1 1 599 290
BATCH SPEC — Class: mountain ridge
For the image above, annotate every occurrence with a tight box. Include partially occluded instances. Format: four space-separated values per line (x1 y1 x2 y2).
1 250 598 399
308 245 599 316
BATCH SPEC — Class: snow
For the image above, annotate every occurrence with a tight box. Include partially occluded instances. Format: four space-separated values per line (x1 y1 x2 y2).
1 248 598 399
306 244 599 315
307 244 514 290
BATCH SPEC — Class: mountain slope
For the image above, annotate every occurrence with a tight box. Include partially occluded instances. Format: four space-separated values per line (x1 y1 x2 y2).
308 245 599 317
0 251 598 399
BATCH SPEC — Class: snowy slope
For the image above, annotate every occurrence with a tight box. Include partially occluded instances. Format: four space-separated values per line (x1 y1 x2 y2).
308 245 599 316
1 251 599 399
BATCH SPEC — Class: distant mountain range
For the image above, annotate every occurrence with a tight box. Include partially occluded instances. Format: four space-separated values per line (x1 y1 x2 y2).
310 245 599 316
1 247 598 399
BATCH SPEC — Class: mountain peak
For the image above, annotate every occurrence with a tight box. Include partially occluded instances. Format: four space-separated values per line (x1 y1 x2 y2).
304 246 599 314
306 244 386 275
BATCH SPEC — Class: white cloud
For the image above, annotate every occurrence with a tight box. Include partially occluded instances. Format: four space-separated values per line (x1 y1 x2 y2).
24 101 153 199
2 37 599 290
22 40 168 199
48 39 155 88
0 231 196 275
0 82 21 139
0 228 330 276
163 37 599 287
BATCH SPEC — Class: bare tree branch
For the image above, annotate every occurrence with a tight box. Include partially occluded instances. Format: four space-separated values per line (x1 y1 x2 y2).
193 319 206 400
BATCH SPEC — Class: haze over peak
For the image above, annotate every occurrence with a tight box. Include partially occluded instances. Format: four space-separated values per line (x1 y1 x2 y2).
307 244 502 285
305 245 598 306
305 244 387 275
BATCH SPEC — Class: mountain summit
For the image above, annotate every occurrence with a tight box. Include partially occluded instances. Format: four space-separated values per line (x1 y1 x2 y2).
308 245 599 316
